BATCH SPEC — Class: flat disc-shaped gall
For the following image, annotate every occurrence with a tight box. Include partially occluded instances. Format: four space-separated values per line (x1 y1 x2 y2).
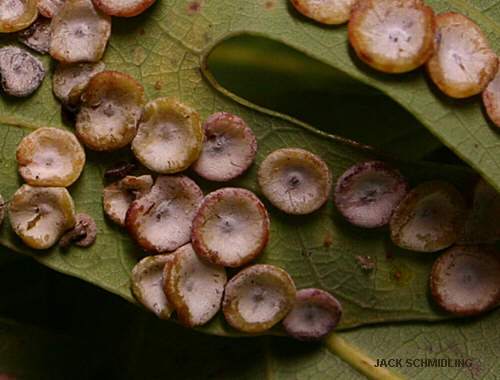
131 254 175 320
290 0 357 25
92 0 156 17
163 243 227 328
125 175 203 253
17 127 86 187
192 112 257 182
192 188 270 267
390 181 466 252
426 12 499 98
0 0 38 33
258 148 332 215
102 175 153 227
223 264 296 333
49 0 111 63
0 46 45 97
131 97 203 174
9 184 76 250
348 0 435 73
483 67 500 128
76 71 145 151
335 161 408 228
430 245 500 316
17 17 51 54
282 288 342 341
52 61 105 106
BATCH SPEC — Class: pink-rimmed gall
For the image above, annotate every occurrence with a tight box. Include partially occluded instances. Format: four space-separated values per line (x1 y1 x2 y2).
290 0 357 25
92 0 156 17
334 161 408 228
282 288 343 340
192 188 270 267
430 245 500 316
192 112 257 182
125 175 203 253
102 175 153 227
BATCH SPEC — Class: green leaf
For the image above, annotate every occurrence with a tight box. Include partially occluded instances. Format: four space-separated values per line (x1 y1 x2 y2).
0 0 491 338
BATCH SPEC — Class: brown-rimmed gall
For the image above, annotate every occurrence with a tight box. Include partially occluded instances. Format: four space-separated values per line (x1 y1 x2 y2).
38 0 66 18
334 161 408 228
191 188 270 267
16 127 86 187
131 254 174 320
59 213 97 248
9 184 76 250
483 66 500 127
0 46 45 97
125 175 203 253
282 288 342 341
76 71 145 151
348 0 435 73
102 174 153 226
192 112 257 182
222 264 296 333
390 181 466 252
131 97 203 174
258 148 332 215
49 0 111 63
290 0 357 25
458 179 500 245
52 61 105 107
426 12 499 98
163 243 227 328
430 245 500 316
0 0 38 33
17 17 51 54
92 0 156 17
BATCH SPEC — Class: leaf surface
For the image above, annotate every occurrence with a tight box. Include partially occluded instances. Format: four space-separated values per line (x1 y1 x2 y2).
0 0 493 338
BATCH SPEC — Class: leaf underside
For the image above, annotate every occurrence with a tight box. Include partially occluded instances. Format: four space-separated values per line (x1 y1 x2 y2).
0 0 496 339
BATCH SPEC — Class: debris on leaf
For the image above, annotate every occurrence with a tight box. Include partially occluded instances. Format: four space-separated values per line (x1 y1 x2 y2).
59 213 97 248
355 255 374 272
